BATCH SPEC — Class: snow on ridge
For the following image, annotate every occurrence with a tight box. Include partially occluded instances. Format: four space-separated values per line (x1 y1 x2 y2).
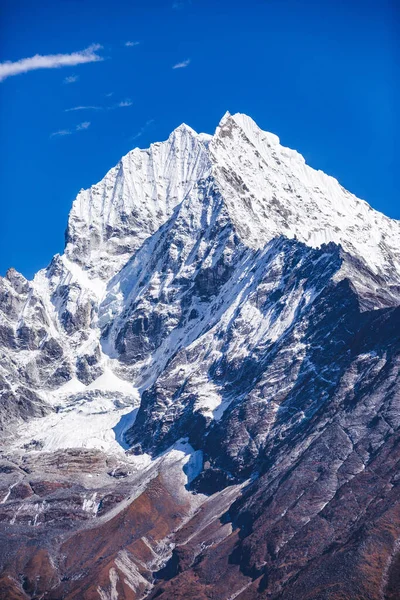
64 121 212 280
62 110 399 284
209 112 400 280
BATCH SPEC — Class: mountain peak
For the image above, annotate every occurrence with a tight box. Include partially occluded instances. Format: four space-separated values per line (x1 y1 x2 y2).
2 112 400 600
61 112 399 291
215 111 280 147
171 121 199 136
217 110 232 127
209 113 400 286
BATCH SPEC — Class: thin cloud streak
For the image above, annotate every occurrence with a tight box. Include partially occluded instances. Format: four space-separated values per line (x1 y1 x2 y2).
132 119 155 141
65 99 132 112
51 121 91 138
65 106 103 112
172 59 191 69
125 41 140 47
0 44 103 82
64 74 79 84
50 129 72 138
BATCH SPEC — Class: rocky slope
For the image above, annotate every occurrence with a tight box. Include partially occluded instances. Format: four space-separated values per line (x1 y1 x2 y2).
0 113 399 600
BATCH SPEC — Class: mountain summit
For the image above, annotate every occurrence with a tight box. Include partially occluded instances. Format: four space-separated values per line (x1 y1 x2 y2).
1 114 399 600
67 112 400 285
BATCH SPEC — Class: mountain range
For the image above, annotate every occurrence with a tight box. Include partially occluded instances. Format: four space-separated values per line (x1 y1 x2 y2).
1 112 399 600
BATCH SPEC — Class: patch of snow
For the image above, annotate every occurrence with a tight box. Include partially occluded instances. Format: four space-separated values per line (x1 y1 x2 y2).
82 492 99 514
54 378 86 397
1 481 19 504
87 368 135 394
114 550 150 594
12 391 140 454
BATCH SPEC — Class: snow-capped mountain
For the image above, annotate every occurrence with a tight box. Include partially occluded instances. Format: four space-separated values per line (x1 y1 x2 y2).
1 113 399 600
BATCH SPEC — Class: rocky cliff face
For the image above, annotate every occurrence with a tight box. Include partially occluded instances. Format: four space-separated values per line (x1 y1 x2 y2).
0 113 399 600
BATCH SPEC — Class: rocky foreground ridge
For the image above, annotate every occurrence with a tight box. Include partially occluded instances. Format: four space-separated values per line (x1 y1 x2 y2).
0 113 399 599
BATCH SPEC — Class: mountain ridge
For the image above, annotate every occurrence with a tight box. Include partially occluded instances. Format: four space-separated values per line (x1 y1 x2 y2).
0 112 399 600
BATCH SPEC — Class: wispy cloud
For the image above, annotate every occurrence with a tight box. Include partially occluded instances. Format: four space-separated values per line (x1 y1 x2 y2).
172 0 191 9
125 41 140 47
172 59 191 69
117 99 133 107
105 92 114 97
65 105 103 112
0 44 103 83
76 121 91 130
132 119 155 141
65 99 132 113
50 129 72 138
63 74 79 84
51 121 91 138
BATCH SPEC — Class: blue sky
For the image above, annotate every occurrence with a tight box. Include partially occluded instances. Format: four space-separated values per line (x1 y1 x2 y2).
0 0 398 279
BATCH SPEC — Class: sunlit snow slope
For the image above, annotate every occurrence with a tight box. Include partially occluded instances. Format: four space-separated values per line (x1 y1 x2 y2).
1 112 400 600
1 112 399 453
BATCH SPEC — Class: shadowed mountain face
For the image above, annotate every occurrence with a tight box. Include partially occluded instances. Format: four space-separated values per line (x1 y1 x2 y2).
0 113 399 600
